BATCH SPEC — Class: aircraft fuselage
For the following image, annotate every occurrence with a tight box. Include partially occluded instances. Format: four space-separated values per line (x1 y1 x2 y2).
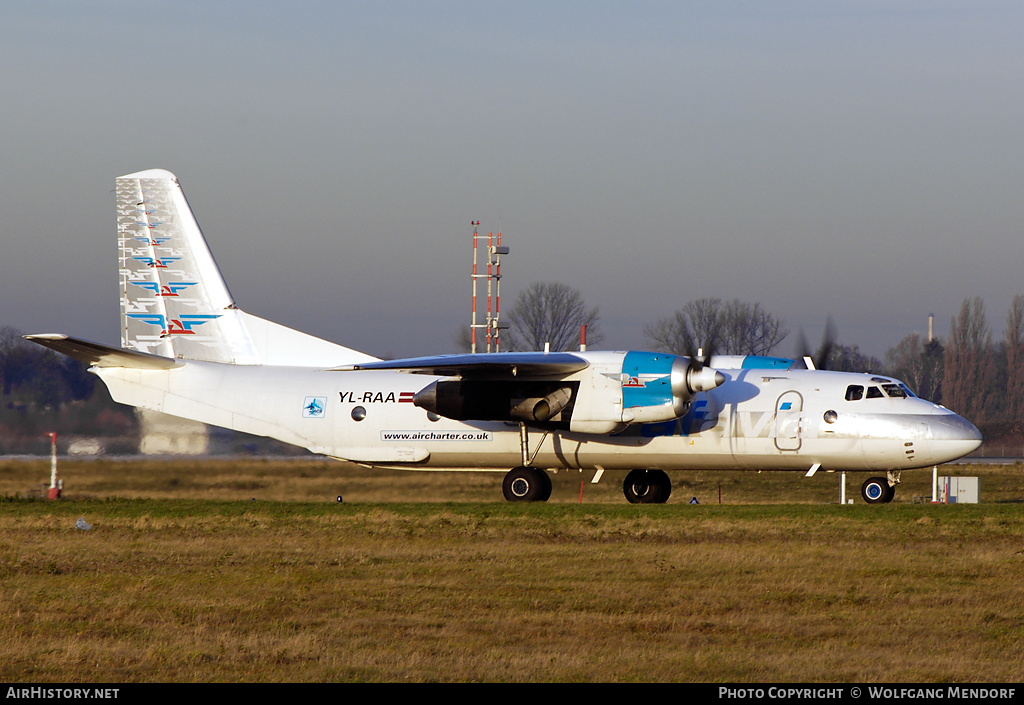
94 354 980 474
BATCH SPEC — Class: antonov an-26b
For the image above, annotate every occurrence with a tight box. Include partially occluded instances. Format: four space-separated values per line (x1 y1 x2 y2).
28 169 982 504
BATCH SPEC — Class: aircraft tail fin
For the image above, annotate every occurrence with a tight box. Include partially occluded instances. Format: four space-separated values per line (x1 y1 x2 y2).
117 169 377 366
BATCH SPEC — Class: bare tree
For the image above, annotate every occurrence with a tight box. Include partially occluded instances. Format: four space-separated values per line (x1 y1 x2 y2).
505 282 602 352
643 299 717 355
0 325 94 406
824 344 882 373
0 326 21 396
1005 295 1024 421
884 332 942 401
943 297 995 423
718 300 790 356
453 324 473 354
644 298 788 356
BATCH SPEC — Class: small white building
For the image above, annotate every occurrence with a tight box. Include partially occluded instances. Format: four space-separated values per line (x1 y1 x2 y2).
137 408 209 455
938 476 979 504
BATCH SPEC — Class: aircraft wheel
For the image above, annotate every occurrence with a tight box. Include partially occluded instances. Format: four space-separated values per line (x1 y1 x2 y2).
503 466 551 502
623 469 672 504
537 469 552 501
861 476 894 504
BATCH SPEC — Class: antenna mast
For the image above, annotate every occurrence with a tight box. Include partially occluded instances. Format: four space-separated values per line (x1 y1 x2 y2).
470 222 509 353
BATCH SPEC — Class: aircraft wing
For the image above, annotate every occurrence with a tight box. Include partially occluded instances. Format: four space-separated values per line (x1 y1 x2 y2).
25 334 183 370
340 352 590 379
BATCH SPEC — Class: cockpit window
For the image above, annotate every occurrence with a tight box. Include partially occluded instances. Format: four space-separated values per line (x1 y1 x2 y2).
849 380 914 400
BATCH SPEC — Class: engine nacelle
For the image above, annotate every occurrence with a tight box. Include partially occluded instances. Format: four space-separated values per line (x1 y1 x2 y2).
619 352 725 424
409 351 725 433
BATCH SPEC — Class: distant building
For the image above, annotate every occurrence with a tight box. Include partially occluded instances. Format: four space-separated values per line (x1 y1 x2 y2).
138 409 209 455
68 437 104 455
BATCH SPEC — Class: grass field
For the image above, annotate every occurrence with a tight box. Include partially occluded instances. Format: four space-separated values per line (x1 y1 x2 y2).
1 458 1023 682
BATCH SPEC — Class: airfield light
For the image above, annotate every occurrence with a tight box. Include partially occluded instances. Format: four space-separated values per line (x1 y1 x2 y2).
46 432 62 500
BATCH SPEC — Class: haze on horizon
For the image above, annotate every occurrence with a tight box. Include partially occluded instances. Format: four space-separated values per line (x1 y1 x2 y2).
2 1 1022 362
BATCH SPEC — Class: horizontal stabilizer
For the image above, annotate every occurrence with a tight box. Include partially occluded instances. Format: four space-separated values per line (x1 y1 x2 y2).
24 334 182 370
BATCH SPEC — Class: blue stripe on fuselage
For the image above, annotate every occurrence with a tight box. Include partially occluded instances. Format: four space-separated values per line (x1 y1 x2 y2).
740 356 796 369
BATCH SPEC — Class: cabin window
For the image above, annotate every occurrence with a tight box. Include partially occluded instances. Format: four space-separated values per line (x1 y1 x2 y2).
866 386 884 399
845 385 864 401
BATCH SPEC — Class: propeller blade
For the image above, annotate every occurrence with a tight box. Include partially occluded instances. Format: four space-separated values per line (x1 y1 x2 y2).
814 316 837 371
685 334 716 371
796 329 812 367
795 317 837 370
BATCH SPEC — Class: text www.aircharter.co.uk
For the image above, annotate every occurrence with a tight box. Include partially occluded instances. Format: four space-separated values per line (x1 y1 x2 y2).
381 431 492 441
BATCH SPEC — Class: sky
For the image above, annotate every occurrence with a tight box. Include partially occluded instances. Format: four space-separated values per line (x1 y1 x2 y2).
2 1 1022 361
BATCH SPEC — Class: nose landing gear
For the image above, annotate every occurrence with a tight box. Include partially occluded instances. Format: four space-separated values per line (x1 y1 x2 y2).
861 475 897 504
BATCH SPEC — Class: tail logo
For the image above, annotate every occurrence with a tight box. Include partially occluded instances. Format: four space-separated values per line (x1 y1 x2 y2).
129 282 197 297
131 235 171 247
132 256 180 269
127 313 222 336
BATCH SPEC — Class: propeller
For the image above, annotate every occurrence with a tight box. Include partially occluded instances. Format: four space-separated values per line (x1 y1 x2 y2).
796 316 837 370
677 336 725 396
685 329 715 369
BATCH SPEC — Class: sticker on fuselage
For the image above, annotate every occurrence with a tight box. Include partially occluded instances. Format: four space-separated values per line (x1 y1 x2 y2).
303 396 327 418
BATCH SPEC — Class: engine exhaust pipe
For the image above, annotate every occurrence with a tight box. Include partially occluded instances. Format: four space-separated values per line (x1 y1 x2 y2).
510 387 573 422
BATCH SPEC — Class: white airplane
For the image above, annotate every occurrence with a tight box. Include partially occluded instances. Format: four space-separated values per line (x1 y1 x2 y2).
27 169 982 504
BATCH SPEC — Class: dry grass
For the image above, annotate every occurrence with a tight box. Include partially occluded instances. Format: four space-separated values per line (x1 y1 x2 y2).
1 458 1023 682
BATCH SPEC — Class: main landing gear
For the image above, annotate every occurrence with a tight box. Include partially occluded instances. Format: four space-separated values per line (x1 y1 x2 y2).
502 466 552 502
861 472 899 504
506 420 672 504
500 466 673 504
623 469 672 504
